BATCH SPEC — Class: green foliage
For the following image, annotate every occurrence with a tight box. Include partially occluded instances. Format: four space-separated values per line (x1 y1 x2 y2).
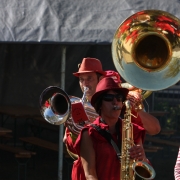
154 102 180 130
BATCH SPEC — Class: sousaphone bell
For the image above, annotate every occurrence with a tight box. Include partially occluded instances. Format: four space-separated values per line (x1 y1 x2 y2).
112 10 180 91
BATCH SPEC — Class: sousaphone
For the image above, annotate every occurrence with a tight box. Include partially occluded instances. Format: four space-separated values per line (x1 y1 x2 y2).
112 10 180 91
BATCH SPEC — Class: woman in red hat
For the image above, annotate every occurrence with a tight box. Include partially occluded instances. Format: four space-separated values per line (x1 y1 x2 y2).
71 77 149 180
105 70 160 135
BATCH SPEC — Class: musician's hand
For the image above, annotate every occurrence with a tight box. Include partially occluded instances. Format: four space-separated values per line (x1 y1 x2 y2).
63 128 68 143
129 144 145 161
127 90 144 112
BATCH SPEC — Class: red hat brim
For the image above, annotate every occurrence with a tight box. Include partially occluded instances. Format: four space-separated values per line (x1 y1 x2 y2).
73 58 105 77
73 70 106 77
91 86 129 107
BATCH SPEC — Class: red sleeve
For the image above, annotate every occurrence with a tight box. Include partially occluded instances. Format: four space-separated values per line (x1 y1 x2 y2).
133 123 146 143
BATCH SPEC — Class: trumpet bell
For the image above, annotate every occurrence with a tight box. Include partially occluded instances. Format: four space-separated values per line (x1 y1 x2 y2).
112 10 180 91
39 86 71 125
39 86 98 135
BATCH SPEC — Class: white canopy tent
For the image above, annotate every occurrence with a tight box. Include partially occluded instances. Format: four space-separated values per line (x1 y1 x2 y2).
0 0 180 179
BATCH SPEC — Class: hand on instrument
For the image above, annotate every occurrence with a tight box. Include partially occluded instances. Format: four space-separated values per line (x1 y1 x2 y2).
126 89 144 112
129 144 145 161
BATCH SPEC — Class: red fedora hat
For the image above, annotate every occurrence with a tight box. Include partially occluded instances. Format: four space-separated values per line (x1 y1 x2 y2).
73 58 105 77
91 77 129 107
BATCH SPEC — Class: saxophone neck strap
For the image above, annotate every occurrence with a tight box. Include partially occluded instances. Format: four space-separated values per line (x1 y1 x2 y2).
90 124 121 160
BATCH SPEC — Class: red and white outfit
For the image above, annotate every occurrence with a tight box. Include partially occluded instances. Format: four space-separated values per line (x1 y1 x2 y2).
175 147 180 179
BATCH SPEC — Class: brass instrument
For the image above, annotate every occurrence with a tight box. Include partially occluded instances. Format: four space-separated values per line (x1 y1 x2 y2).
121 82 152 100
121 100 155 180
39 86 71 125
112 9 180 179
39 86 98 135
39 86 98 159
112 10 180 91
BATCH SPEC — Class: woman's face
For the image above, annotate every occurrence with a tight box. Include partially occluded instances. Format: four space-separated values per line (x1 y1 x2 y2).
100 90 124 120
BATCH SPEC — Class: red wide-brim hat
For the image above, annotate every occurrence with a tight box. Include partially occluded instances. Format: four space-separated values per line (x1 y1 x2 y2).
91 77 129 107
73 58 106 77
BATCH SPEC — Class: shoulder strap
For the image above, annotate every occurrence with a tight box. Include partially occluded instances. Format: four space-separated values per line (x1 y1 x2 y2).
90 124 121 160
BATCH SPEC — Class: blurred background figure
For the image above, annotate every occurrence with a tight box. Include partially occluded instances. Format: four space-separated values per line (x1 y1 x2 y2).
175 147 180 180
63 57 105 159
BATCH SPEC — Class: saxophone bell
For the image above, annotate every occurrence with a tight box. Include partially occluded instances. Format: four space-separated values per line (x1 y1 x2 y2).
132 161 156 180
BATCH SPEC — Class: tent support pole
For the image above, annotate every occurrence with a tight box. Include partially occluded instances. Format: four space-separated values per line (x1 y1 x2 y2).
58 46 66 180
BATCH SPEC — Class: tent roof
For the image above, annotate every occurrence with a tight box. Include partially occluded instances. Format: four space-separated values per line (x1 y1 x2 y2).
1 0 180 44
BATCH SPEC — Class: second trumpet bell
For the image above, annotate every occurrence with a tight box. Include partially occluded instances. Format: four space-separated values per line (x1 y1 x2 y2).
39 86 71 125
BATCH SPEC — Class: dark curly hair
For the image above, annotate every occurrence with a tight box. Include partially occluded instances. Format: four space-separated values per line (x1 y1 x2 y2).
93 93 105 115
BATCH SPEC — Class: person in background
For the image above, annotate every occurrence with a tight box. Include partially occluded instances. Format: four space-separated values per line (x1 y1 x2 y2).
63 58 105 158
105 70 161 135
72 58 105 103
175 147 180 179
71 77 149 179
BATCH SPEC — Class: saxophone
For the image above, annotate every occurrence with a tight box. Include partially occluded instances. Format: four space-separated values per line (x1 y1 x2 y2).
120 100 156 180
